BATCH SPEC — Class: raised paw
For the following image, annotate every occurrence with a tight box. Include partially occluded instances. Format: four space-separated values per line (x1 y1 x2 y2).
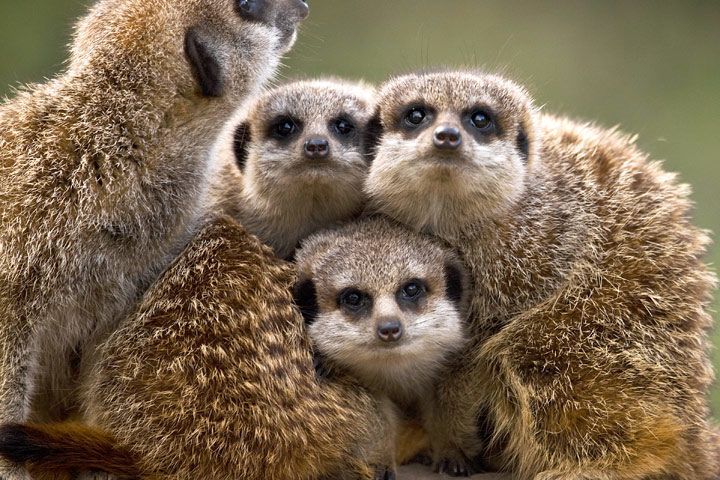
435 457 474 477
373 465 396 480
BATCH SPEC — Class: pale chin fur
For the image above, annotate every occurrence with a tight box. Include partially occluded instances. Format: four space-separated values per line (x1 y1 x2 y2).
367 138 526 239
310 301 466 402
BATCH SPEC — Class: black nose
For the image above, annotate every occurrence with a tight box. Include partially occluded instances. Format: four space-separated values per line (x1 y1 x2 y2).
433 125 462 150
292 0 310 20
304 137 330 159
236 0 263 21
377 320 403 343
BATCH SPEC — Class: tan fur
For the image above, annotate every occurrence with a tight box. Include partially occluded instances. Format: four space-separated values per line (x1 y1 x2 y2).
365 70 719 479
0 217 396 480
208 78 376 259
0 0 306 452
295 217 470 474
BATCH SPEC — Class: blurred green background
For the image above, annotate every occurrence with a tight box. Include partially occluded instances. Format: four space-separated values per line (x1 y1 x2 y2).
1 1 719 413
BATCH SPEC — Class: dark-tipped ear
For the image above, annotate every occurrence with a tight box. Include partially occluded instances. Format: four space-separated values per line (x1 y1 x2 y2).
362 110 384 162
233 123 252 171
184 27 223 98
444 259 466 307
293 278 319 326
516 124 530 164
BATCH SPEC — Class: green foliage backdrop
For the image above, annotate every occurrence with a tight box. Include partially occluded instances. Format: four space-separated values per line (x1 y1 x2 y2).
1 0 719 413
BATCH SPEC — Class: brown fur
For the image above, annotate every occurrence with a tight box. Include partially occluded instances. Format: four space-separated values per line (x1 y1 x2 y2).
208 78 375 259
0 217 396 480
365 70 719 479
0 0 306 447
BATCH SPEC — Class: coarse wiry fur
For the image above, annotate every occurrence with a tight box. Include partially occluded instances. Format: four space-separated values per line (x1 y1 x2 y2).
365 70 720 479
0 0 306 451
208 78 375 259
295 216 469 408
0 217 397 480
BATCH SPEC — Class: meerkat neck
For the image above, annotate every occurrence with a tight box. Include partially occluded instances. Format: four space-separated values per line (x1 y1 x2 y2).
240 180 363 258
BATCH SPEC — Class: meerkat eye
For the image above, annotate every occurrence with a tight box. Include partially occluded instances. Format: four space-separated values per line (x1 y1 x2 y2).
470 110 495 132
404 107 427 127
332 119 355 137
272 117 299 139
338 288 370 313
400 280 426 301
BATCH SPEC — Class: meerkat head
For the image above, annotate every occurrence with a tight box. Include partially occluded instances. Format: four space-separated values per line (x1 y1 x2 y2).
364 71 538 239
227 79 375 254
69 0 309 103
294 217 469 399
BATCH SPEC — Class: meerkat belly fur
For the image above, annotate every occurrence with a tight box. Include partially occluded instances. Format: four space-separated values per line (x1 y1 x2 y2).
294 216 469 408
0 0 308 440
365 70 719 479
0 217 398 480
209 78 375 259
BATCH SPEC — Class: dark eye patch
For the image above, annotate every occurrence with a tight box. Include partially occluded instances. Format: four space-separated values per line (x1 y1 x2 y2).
396 278 428 311
337 287 372 316
397 103 435 133
267 115 303 141
330 117 356 138
462 105 503 142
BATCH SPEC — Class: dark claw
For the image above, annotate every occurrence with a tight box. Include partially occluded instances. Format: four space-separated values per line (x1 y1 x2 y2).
435 458 472 477
373 466 396 480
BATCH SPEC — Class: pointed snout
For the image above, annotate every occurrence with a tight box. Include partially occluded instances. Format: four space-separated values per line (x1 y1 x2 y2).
433 125 462 151
376 318 403 343
304 137 330 159
292 0 310 20
236 0 309 24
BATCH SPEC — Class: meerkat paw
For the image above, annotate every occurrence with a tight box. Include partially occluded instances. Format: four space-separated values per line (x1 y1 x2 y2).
435 456 479 477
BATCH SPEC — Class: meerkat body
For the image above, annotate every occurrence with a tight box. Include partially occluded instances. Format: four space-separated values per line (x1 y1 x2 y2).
294 216 469 414
0 216 397 480
0 0 307 442
365 71 719 479
208 79 375 259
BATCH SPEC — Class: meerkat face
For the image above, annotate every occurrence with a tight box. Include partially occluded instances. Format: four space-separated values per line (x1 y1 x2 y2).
71 0 308 101
235 79 375 213
365 71 537 238
294 218 469 397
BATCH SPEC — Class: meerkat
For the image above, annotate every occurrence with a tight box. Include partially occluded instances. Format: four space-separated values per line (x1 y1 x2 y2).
208 78 376 259
0 0 307 443
364 70 720 479
0 216 397 480
294 215 469 418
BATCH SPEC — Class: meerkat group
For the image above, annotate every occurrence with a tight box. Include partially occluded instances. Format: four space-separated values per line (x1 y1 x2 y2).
0 1 717 480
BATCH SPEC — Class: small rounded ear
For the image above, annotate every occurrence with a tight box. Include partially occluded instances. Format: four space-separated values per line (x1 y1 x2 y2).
362 110 384 162
444 258 468 309
293 277 319 326
233 122 252 171
184 27 223 98
516 126 530 164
